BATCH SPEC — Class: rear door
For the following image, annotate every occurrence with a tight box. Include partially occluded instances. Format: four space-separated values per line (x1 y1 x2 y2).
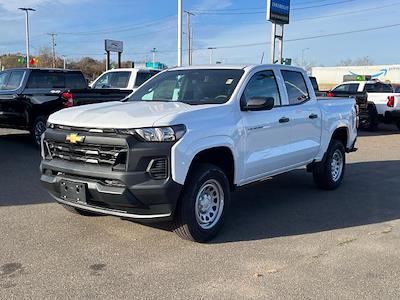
241 69 294 183
279 70 322 164
0 70 27 126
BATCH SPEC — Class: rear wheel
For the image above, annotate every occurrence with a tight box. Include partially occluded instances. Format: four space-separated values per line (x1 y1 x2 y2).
313 140 346 190
365 106 379 131
30 116 47 147
173 164 230 242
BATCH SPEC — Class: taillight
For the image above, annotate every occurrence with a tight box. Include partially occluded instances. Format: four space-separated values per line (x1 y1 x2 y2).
387 96 395 107
327 92 334 97
62 92 74 108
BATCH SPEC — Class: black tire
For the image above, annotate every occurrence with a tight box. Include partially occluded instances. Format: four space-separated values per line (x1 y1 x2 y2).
396 121 400 131
30 116 47 147
313 140 346 190
62 204 102 217
173 163 231 242
365 106 379 132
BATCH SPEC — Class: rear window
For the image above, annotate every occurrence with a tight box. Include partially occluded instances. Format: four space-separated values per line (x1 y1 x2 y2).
281 70 310 105
5 71 25 90
26 71 86 89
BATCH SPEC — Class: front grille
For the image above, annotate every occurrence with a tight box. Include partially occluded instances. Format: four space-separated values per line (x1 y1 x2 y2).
53 125 117 134
147 158 168 179
45 140 127 166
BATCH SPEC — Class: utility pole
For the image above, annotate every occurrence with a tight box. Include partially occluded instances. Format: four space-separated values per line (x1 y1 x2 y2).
151 48 158 64
208 47 216 64
47 33 57 68
301 48 310 69
185 10 195 66
177 0 183 67
18 7 35 68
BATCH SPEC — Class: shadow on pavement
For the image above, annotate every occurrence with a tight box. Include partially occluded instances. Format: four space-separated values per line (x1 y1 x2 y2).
213 160 400 243
0 131 53 206
358 124 399 137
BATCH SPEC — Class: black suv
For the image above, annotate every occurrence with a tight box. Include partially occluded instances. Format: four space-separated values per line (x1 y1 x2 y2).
0 68 87 145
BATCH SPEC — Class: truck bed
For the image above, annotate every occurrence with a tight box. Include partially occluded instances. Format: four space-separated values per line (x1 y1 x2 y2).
66 88 132 106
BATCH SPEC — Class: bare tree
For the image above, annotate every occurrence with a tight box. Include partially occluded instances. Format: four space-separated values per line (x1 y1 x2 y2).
339 56 375 66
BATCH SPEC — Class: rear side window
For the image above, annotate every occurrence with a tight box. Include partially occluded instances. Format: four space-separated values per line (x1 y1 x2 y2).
365 83 393 93
27 72 64 89
242 70 281 106
65 73 86 89
135 71 158 88
332 83 359 93
281 70 310 105
0 71 10 90
4 71 25 90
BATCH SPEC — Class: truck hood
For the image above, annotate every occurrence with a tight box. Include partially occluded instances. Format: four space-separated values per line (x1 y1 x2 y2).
48 101 203 128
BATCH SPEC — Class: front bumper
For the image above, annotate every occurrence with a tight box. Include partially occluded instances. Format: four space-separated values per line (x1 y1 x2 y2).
40 128 182 221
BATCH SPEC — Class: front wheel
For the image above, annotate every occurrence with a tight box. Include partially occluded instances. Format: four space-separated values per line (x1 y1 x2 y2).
30 116 47 147
313 140 346 190
173 164 231 242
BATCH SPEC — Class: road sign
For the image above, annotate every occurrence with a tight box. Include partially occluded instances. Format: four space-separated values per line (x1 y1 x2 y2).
267 0 290 25
105 39 123 53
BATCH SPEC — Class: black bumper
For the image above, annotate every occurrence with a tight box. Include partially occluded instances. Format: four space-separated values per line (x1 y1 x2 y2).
40 128 182 221
385 110 400 122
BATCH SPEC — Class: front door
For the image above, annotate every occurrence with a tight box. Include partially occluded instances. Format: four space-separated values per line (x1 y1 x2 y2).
240 70 294 183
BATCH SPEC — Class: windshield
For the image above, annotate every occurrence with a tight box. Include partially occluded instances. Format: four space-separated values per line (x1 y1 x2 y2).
129 69 244 105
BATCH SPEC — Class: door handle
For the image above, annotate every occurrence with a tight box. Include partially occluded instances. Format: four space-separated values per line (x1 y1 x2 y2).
279 117 290 123
309 113 319 119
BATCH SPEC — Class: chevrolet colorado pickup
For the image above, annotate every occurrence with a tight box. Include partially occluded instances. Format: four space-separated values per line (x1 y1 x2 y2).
40 65 358 242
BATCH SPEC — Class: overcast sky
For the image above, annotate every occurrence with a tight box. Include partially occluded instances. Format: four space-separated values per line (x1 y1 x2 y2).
1 0 399 66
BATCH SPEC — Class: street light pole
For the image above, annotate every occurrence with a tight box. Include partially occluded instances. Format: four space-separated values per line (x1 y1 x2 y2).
208 47 216 64
177 0 183 67
19 7 35 68
47 33 57 68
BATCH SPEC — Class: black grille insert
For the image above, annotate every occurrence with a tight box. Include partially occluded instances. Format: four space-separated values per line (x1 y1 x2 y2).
45 140 127 166
147 158 168 179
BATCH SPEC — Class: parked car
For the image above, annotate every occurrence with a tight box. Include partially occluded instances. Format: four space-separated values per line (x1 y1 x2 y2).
40 64 357 242
329 80 400 130
0 68 87 144
61 68 161 109
90 68 160 91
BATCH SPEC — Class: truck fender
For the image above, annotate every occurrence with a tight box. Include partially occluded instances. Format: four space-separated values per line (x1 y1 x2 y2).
171 136 238 185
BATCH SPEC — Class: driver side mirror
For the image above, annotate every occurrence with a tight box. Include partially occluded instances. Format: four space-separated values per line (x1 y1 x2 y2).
241 96 275 111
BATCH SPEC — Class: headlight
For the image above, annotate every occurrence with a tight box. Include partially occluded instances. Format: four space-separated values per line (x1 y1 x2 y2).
118 125 186 142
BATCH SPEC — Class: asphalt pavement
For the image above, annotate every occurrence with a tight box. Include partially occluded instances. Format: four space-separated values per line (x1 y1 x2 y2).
0 126 399 299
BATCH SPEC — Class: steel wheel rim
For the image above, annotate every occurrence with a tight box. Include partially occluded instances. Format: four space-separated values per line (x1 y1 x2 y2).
34 120 46 144
331 149 344 182
195 179 224 230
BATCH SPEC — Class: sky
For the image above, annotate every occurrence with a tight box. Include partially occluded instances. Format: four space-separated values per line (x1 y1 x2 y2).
0 0 399 67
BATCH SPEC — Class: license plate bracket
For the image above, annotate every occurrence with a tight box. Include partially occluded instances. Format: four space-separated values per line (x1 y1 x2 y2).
60 180 87 203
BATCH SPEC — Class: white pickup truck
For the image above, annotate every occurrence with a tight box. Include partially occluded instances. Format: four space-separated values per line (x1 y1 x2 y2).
40 65 357 242
90 68 160 91
330 80 400 130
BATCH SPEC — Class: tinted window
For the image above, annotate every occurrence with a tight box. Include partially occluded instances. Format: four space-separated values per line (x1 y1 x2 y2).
365 83 393 93
27 72 64 89
94 71 130 89
332 83 359 93
348 84 359 93
4 71 25 90
242 70 281 106
0 71 9 90
135 71 159 88
281 70 310 105
65 73 87 89
130 69 244 105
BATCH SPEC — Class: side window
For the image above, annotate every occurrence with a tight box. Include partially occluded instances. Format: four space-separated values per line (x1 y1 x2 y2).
348 84 359 93
281 70 310 105
94 73 111 89
135 72 153 88
332 84 348 92
110 72 130 88
242 70 281 107
4 71 25 90
0 71 10 90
